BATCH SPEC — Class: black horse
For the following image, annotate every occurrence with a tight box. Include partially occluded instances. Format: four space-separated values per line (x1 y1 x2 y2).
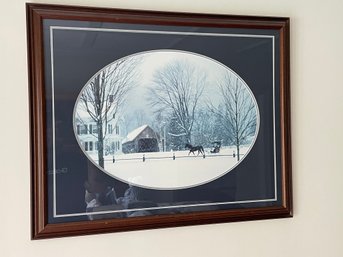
185 143 205 156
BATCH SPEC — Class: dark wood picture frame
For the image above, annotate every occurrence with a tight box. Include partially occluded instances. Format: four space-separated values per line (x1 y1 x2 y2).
27 3 292 240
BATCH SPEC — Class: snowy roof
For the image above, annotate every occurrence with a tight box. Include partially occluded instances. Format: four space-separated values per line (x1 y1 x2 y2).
122 124 149 144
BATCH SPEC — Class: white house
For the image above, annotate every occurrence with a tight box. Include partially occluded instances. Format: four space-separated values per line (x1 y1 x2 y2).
74 109 126 156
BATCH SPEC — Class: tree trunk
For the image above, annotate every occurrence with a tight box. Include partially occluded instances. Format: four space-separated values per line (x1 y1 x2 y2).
186 131 192 144
236 136 240 162
236 144 240 161
97 121 104 168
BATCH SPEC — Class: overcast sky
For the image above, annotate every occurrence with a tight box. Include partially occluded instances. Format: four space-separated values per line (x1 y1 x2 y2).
122 50 238 124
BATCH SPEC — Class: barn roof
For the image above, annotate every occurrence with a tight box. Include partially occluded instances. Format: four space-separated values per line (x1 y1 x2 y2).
122 124 149 144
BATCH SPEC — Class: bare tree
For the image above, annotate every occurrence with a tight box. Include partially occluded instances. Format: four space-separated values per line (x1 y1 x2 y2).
192 110 217 148
132 109 149 128
77 57 139 167
148 60 206 144
208 72 257 161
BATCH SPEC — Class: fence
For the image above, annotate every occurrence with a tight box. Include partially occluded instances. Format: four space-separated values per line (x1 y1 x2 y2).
108 151 243 163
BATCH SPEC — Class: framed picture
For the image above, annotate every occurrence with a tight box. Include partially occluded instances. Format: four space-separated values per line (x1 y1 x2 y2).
27 3 292 239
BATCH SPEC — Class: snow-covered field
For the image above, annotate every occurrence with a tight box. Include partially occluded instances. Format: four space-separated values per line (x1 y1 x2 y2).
86 146 251 189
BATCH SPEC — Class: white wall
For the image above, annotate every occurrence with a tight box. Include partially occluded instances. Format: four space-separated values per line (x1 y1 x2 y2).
1 0 342 256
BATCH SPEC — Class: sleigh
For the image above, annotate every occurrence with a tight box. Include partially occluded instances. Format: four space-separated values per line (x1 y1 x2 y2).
210 141 221 153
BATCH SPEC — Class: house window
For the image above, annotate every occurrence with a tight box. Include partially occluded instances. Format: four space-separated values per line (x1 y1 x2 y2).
81 125 87 134
89 141 93 151
76 125 80 135
109 95 114 103
92 126 98 134
116 141 120 150
108 124 113 134
94 141 98 151
85 142 89 151
116 125 119 135
89 124 93 134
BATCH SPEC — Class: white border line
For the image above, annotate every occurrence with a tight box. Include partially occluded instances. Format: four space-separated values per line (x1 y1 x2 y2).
51 26 275 39
272 36 278 200
58 198 277 218
50 26 277 218
50 28 57 217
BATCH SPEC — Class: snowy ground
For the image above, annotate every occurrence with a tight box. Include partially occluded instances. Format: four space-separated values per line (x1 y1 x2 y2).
85 146 251 189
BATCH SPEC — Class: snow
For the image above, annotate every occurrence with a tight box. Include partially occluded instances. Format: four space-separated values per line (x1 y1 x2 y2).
75 108 91 119
122 124 148 144
95 146 251 189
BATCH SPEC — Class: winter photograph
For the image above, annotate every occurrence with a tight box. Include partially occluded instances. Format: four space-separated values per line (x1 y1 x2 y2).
73 50 259 189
